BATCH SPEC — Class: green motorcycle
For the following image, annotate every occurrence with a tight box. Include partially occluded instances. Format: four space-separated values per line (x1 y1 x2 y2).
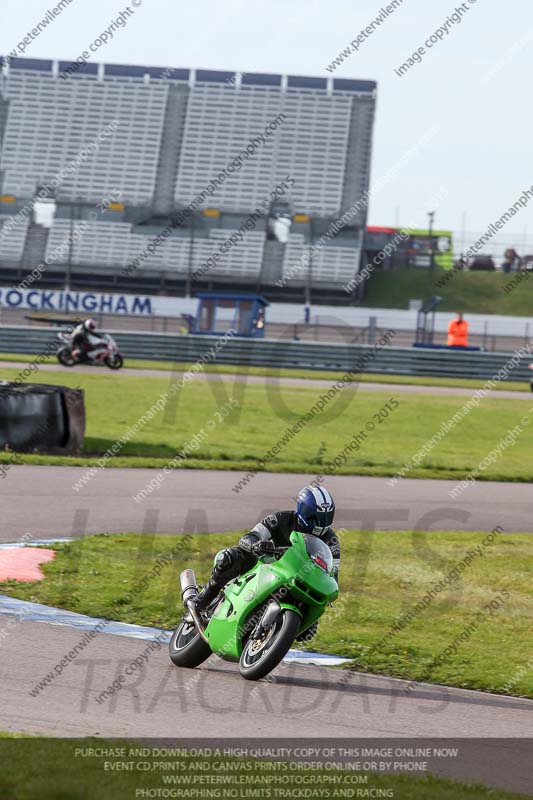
169 530 339 681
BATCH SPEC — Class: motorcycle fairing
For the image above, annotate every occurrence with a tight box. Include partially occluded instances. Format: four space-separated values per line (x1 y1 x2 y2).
204 531 338 660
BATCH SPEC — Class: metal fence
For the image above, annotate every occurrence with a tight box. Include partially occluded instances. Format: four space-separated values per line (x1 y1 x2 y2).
0 325 531 383
1 305 533 353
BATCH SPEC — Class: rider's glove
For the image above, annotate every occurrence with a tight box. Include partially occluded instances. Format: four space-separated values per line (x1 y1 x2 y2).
251 539 275 557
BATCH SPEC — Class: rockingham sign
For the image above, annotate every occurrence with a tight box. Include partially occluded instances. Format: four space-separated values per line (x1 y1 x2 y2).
0 289 154 316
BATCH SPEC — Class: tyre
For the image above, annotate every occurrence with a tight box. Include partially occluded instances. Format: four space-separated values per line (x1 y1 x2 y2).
239 608 300 681
57 348 75 367
169 617 211 668
105 354 123 370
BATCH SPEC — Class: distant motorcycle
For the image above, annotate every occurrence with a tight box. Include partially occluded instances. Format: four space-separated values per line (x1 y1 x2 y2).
528 364 533 392
56 331 124 370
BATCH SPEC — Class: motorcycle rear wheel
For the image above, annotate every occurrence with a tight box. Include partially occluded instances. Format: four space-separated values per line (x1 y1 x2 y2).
57 348 76 367
239 608 300 681
169 617 211 668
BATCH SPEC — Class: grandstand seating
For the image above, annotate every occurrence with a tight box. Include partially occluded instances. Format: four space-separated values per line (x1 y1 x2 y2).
45 218 266 280
282 233 362 286
0 214 29 260
0 58 376 292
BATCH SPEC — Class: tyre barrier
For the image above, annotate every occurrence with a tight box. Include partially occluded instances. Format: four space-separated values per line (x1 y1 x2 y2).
0 382 85 453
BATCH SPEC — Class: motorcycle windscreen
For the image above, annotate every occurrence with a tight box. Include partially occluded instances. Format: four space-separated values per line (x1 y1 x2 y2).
303 534 334 573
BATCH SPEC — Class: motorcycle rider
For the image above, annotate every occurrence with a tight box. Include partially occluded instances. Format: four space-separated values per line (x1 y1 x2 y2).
71 318 106 360
194 486 339 640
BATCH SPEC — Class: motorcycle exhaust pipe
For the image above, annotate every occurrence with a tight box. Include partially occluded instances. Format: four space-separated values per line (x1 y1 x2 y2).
180 568 198 605
179 569 209 644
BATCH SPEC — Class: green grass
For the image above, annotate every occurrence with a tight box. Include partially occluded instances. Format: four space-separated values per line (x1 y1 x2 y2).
2 530 532 698
0 737 525 800
1 365 533 480
364 267 533 314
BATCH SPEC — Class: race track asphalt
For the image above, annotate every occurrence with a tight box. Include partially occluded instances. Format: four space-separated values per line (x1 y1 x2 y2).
1 382 532 794
0 359 531 399
1 466 533 541
2 466 533 795
0 617 531 794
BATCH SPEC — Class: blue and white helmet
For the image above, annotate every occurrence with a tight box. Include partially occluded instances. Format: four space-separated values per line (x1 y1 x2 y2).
296 485 335 535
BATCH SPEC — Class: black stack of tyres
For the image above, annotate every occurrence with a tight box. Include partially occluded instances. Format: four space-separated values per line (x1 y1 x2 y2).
0 382 85 453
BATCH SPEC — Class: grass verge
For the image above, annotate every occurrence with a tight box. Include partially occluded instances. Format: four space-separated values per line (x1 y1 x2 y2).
0 737 525 800
0 366 533 481
2 531 531 698
0 350 529 390
364 267 533 315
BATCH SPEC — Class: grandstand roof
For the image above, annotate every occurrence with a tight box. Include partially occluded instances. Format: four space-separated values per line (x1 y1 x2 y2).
0 56 376 94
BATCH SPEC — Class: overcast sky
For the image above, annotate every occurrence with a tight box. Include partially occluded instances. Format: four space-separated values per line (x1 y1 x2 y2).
1 0 532 245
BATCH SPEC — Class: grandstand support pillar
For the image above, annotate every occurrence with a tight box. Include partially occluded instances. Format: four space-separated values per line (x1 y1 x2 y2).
0 96 9 172
341 96 376 227
19 204 51 283
367 316 377 345
305 217 314 307
65 201 80 290
152 84 190 217
259 200 290 287
185 213 196 298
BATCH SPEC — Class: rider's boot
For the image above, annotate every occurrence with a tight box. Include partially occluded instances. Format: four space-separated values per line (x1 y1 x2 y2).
194 577 222 611
194 547 252 612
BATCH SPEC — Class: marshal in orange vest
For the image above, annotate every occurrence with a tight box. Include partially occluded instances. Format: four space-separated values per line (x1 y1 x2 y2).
448 313 469 347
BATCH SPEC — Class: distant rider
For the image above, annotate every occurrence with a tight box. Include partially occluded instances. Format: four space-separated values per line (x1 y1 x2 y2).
194 486 340 641
71 318 106 360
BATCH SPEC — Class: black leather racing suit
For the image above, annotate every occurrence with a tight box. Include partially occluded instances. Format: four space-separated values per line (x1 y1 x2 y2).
197 511 340 639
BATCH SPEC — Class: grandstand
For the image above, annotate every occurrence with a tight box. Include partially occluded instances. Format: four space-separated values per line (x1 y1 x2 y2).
0 58 376 301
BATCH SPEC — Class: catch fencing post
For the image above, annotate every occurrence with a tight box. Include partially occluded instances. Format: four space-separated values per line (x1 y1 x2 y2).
368 316 377 345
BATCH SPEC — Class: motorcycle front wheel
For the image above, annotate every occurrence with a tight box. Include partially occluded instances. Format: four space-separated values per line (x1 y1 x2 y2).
57 347 76 367
105 354 123 370
239 608 300 681
169 617 211 668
